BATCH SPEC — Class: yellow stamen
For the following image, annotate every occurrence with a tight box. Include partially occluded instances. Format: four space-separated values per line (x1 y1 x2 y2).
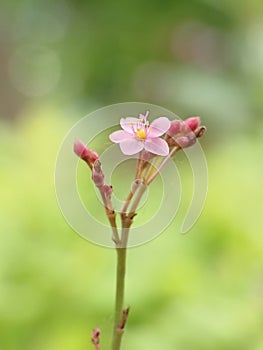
135 128 146 140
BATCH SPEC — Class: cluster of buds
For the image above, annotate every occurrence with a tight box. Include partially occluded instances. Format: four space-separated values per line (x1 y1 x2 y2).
165 116 206 149
74 140 114 213
165 116 206 148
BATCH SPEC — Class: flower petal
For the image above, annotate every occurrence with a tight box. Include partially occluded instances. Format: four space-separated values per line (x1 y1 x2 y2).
119 139 144 155
144 137 169 156
120 117 141 134
109 130 133 143
148 117 171 138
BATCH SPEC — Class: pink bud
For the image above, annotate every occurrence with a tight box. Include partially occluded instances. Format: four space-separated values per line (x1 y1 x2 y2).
176 134 196 148
92 160 104 187
92 328 101 338
167 120 182 136
74 140 99 167
165 117 204 149
185 117 200 131
175 136 188 148
85 149 99 164
141 151 155 161
195 125 206 138
91 328 100 346
74 140 89 158
102 184 113 198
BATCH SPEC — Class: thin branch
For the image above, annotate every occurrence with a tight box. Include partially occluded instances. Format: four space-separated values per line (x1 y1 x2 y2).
127 181 147 216
120 190 134 215
146 146 180 185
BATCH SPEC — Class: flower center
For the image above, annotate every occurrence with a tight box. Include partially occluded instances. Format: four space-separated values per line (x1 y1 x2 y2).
135 128 146 140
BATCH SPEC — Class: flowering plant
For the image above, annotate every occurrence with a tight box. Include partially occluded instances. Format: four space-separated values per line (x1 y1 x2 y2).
74 111 206 350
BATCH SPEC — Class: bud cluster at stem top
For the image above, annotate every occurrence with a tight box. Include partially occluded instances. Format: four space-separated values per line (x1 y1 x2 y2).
165 116 206 148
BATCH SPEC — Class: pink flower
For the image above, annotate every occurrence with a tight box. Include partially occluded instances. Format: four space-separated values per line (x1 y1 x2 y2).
109 111 170 156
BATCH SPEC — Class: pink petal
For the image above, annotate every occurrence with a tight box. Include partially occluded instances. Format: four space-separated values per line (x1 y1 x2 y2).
120 117 141 134
119 139 144 155
144 137 169 156
148 117 171 138
109 130 133 143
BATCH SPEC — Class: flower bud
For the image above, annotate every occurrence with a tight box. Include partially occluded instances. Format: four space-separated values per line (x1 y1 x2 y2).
167 120 182 136
91 328 100 346
195 125 206 138
102 184 113 198
184 117 200 131
92 160 104 187
141 151 155 161
165 116 205 148
73 140 99 168
176 133 196 148
74 140 89 158
92 328 100 338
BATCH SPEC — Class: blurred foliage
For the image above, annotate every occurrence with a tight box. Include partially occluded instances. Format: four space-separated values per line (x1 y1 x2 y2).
1 0 263 349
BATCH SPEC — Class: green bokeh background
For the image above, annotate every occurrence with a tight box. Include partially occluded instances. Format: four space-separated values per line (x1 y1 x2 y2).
1 1 263 349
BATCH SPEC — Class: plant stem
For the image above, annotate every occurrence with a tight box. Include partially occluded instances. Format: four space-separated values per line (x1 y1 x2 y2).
146 146 179 185
111 170 148 350
111 247 127 350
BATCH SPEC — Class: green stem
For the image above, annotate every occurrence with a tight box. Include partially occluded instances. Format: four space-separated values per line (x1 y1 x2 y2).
146 146 179 185
111 176 148 349
111 247 127 350
115 248 126 323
